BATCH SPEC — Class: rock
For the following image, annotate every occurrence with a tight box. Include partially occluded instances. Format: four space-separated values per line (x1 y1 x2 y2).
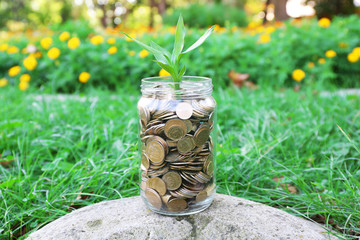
27 194 337 240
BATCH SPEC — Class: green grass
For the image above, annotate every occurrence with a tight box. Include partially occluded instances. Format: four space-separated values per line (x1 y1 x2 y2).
0 86 359 239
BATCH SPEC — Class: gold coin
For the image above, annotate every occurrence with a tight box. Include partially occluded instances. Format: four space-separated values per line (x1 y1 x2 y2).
146 177 167 196
205 161 214 176
177 136 195 154
141 153 150 169
176 102 193 120
194 126 210 146
184 120 192 133
146 139 165 164
145 188 162 210
161 194 172 204
167 198 187 211
196 190 208 202
162 171 182 190
164 119 187 140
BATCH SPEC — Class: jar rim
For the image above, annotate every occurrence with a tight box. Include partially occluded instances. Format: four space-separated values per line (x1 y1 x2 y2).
141 76 212 85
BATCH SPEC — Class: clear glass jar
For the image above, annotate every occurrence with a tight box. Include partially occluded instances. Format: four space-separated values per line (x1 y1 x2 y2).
137 76 216 216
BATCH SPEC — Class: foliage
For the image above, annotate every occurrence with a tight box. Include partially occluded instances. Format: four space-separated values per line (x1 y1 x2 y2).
0 16 360 92
0 87 360 239
307 0 356 18
123 15 215 83
163 3 248 28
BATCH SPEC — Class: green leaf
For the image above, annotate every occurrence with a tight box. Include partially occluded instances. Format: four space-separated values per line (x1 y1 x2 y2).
179 65 186 78
183 26 215 54
121 32 162 56
150 41 170 64
172 14 185 63
153 60 175 77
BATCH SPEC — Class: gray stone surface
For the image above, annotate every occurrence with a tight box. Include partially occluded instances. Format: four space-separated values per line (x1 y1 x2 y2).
27 194 337 240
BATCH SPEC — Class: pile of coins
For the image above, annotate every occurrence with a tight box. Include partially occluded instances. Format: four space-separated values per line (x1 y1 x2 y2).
138 96 216 212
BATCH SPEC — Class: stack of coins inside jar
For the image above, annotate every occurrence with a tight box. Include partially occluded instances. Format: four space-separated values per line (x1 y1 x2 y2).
138 95 216 213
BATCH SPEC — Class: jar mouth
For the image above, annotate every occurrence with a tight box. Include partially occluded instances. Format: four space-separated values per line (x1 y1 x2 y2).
141 76 213 98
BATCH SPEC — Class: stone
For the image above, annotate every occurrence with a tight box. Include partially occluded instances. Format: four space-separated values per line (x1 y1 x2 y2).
27 194 338 240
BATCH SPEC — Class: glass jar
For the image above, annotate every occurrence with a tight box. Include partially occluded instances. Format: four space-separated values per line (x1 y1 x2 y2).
137 76 217 216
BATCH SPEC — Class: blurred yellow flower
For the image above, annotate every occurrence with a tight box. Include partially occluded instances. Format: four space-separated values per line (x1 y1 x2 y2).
353 47 360 57
0 43 8 52
22 48 28 54
7 46 19 54
231 26 238 33
247 22 258 29
40 37 52 49
318 58 326 64
308 62 315 68
347 52 359 63
265 26 276 34
20 74 31 82
19 81 29 91
107 46 117 55
0 78 8 87
159 69 171 77
68 37 80 49
125 33 136 41
9 66 21 77
258 34 271 44
325 50 336 58
292 69 305 82
139 49 149 58
318 18 330 28
23 55 38 71
79 72 90 83
214 24 221 32
256 25 264 33
338 42 348 48
128 50 136 56
34 51 42 58
59 31 70 41
90 35 104 45
47 47 61 60
107 38 116 44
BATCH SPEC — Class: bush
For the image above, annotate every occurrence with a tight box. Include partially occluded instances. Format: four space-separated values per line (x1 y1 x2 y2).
0 16 359 92
162 3 248 28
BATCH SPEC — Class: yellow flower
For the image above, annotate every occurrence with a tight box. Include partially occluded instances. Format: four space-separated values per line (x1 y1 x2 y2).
325 50 336 58
265 26 276 34
125 33 136 42
68 37 80 49
347 52 359 63
128 50 136 56
139 49 149 58
107 38 116 44
308 62 315 68
90 35 104 45
338 42 348 48
8 66 21 77
20 74 31 82
159 69 171 77
0 78 8 87
258 34 271 44
47 47 61 60
318 18 330 28
40 37 52 50
318 58 326 64
23 55 38 71
79 72 90 83
59 31 70 41
34 51 42 58
19 81 29 91
214 24 221 32
292 69 305 82
7 46 19 54
0 43 9 52
353 47 360 57
107 46 117 55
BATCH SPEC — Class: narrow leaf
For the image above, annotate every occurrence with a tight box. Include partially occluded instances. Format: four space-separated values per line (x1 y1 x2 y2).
179 65 186 78
183 26 215 54
172 15 185 63
153 60 175 76
150 41 170 64
121 32 162 55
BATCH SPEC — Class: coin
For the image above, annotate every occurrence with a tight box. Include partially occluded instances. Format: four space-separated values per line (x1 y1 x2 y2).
167 198 187 211
164 119 187 140
177 136 195 154
146 177 167 196
176 102 193 120
196 190 207 202
184 120 192 133
194 125 210 146
146 139 166 164
141 153 150 170
145 188 162 210
162 171 182 190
